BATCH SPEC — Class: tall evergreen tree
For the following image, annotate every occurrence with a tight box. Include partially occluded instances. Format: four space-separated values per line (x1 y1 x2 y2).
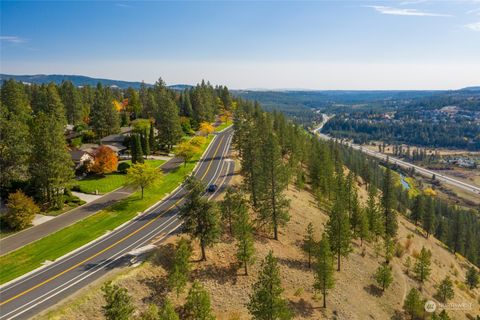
168 238 192 296
466 266 479 289
414 246 432 284
29 87 73 208
313 235 335 308
101 281 136 320
59 80 83 125
149 123 156 152
233 201 255 275
183 281 215 320
381 166 397 239
403 288 423 320
374 263 393 292
154 89 183 151
180 177 220 261
258 130 290 240
423 196 436 238
410 195 425 226
247 251 292 320
436 276 454 303
326 173 352 271
90 84 120 137
0 80 32 190
302 222 316 268
365 185 383 241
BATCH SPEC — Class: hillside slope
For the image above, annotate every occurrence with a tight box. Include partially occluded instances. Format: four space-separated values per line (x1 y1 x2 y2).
37 164 479 320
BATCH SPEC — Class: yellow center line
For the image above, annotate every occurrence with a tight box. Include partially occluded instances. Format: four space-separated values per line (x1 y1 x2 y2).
0 134 226 306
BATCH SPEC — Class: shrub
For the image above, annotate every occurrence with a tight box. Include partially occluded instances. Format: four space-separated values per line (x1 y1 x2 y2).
117 162 131 174
395 242 406 258
4 191 40 231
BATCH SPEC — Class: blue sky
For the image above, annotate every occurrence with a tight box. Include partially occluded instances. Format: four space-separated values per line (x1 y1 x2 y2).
1 0 479 89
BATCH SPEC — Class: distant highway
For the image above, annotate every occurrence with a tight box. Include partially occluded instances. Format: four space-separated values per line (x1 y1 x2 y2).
313 119 480 196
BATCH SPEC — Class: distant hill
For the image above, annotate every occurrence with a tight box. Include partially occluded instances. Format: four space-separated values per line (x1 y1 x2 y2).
0 74 193 90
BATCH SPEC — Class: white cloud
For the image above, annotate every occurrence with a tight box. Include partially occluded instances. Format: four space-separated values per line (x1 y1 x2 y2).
366 5 451 17
0 36 27 44
465 21 480 31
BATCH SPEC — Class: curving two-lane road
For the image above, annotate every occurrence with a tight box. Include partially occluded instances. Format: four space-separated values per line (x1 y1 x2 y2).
0 128 234 320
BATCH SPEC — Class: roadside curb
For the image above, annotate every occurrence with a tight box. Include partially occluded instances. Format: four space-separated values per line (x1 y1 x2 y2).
0 135 219 290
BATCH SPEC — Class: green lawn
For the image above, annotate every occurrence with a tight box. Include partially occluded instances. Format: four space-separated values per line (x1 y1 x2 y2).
215 120 232 132
0 137 212 284
75 159 166 194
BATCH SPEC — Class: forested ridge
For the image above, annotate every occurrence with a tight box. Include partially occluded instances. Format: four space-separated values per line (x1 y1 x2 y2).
232 101 480 270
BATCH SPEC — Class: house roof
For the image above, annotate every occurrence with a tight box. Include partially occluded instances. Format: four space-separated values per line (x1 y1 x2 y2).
69 149 93 162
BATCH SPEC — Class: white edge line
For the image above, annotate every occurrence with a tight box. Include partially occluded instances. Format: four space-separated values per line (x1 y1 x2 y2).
0 134 220 290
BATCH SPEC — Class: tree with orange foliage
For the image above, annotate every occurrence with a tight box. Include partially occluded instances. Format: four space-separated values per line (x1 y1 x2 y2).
199 122 214 136
91 146 118 175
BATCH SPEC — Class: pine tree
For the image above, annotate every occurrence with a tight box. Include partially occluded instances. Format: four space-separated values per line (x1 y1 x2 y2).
247 251 292 320
358 209 370 246
168 238 192 296
313 235 335 308
381 166 397 239
327 173 352 271
423 196 436 238
257 130 290 241
414 246 431 283
159 298 179 320
431 310 452 320
0 80 32 190
302 222 316 268
220 187 244 236
90 84 120 137
149 123 156 153
101 281 136 320
403 288 423 320
374 263 393 292
180 177 220 261
155 91 183 151
30 90 73 208
436 276 454 302
139 304 160 320
466 266 479 289
59 80 83 125
142 129 150 157
233 201 255 275
131 134 144 164
183 281 215 320
365 185 383 241
410 195 424 226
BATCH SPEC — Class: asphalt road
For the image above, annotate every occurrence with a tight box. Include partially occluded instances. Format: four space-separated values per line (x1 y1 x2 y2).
313 126 480 196
0 154 185 255
0 128 235 320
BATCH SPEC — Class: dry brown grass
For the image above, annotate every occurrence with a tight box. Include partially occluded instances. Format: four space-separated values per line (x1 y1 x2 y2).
36 164 480 320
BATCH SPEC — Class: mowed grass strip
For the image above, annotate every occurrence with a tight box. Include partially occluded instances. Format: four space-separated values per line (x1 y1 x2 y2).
214 120 232 132
76 159 166 194
0 136 212 284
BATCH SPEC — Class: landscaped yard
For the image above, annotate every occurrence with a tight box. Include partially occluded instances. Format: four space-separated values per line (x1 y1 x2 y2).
0 136 212 284
75 159 166 194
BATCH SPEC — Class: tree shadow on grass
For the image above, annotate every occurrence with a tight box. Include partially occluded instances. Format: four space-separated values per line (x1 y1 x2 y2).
277 257 309 272
140 275 170 305
363 284 384 297
191 261 239 285
289 298 315 318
